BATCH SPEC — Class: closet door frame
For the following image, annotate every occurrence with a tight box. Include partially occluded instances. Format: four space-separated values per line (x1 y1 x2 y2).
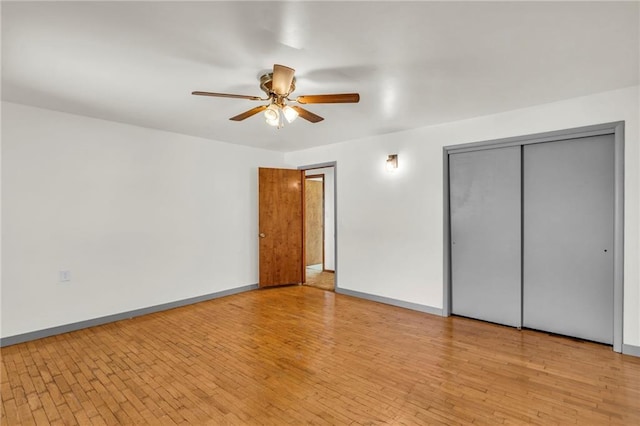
442 121 625 353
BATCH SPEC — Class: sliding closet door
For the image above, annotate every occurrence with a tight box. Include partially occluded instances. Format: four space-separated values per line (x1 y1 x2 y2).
523 135 614 344
450 147 521 327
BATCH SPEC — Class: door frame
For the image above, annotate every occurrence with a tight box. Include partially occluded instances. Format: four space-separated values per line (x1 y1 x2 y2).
298 161 338 289
442 121 625 352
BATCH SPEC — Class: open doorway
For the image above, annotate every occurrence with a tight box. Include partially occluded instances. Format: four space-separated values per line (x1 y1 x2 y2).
303 165 336 291
305 174 324 271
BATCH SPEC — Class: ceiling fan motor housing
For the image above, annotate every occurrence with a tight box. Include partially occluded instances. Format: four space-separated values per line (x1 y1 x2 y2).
260 73 296 99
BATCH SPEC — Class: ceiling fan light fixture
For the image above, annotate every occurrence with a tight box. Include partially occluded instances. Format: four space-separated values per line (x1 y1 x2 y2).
264 104 280 126
282 105 298 123
265 115 280 127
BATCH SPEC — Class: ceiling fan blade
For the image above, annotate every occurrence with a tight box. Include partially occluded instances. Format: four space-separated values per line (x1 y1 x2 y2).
272 64 295 95
295 93 360 104
192 91 262 101
229 105 268 121
291 106 324 123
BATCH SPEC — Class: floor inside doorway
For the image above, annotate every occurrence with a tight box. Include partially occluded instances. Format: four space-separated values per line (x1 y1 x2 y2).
304 267 335 291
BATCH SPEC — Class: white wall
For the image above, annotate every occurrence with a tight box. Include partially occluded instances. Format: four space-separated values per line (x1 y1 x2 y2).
1 102 284 338
305 167 335 271
285 86 640 347
4 87 639 347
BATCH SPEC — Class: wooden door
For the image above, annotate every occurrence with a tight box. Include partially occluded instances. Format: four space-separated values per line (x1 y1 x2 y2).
258 168 304 287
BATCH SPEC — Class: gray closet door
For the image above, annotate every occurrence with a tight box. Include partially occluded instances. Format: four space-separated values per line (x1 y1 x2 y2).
523 135 614 344
450 147 521 327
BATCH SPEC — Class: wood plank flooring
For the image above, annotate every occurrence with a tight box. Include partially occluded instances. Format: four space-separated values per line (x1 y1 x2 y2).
2 286 640 425
304 269 335 291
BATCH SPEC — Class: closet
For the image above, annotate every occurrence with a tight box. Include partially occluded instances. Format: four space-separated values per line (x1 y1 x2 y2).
449 132 615 345
450 146 521 328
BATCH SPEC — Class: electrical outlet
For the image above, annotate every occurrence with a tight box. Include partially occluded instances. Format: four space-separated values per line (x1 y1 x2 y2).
59 270 71 282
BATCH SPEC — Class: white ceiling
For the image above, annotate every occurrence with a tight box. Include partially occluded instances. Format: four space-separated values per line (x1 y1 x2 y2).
2 1 639 152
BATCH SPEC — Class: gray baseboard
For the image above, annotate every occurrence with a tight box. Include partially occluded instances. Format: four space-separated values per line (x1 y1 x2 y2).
336 288 443 316
622 344 640 358
0 284 258 347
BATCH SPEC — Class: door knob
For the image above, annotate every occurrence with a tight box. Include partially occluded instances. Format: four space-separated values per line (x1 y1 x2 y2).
259 233 266 238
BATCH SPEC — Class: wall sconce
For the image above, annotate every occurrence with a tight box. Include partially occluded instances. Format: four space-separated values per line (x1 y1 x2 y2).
386 154 398 172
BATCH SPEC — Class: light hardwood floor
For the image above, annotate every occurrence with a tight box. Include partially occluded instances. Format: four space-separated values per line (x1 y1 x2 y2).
303 268 335 291
2 286 640 425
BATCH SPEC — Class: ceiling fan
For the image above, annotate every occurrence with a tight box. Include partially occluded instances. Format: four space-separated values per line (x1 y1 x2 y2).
192 64 360 128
